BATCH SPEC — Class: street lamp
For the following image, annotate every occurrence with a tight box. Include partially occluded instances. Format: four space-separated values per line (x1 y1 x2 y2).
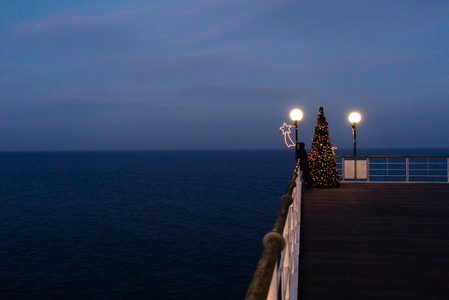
348 112 361 181
290 109 303 160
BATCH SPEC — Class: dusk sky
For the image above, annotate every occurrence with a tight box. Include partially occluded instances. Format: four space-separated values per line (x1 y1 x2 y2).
1 0 448 151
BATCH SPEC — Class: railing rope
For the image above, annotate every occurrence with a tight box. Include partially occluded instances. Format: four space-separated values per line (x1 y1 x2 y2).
245 161 301 300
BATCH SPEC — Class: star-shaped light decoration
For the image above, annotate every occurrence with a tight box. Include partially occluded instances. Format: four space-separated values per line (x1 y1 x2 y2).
279 123 292 135
279 123 295 147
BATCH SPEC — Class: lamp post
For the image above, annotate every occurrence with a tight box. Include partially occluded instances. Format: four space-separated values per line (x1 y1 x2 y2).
348 112 361 181
290 109 303 161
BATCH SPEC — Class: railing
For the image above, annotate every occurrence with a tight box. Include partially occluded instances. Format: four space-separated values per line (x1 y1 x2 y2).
336 156 449 182
278 167 301 300
245 161 301 300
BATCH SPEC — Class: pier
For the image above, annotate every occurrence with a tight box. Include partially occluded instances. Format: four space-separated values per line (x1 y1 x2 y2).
300 182 449 299
246 160 449 299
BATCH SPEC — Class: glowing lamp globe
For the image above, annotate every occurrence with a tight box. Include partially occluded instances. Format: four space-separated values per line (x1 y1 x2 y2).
290 109 303 121
348 112 361 124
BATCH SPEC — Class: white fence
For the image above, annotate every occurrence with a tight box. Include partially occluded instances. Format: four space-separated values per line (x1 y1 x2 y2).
267 172 301 300
336 156 449 182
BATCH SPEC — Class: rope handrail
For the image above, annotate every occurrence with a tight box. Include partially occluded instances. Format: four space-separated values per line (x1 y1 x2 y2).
245 161 300 300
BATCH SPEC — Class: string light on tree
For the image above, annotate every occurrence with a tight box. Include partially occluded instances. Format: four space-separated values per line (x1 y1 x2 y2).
308 107 340 188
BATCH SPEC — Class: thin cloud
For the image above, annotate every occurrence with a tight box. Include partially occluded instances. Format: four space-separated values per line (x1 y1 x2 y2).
9 9 139 54
1 0 449 150
176 84 301 104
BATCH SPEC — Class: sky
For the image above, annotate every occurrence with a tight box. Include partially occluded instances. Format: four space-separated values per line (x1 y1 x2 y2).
1 0 449 151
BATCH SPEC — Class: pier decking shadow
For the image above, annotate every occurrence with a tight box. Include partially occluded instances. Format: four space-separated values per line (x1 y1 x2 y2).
299 183 449 299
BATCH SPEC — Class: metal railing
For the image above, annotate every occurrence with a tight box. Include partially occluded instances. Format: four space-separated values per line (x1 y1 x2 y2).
336 156 449 182
245 161 301 300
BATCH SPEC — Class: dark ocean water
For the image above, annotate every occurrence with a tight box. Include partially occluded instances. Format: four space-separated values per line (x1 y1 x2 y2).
1 149 448 299
0 150 295 300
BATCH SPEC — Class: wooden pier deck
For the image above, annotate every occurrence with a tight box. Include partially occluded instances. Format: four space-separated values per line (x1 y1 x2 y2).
299 183 449 299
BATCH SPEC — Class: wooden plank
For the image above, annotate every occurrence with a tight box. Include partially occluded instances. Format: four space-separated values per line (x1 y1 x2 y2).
299 183 449 299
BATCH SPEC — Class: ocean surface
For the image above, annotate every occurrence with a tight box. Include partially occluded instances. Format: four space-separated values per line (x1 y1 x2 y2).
1 149 448 299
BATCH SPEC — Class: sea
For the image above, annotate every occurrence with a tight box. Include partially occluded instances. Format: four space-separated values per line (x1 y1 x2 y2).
1 148 448 299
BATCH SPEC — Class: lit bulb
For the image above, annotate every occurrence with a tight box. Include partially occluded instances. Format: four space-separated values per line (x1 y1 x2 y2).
348 112 361 123
290 109 303 121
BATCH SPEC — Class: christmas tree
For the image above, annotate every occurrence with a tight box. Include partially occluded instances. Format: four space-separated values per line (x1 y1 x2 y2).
308 107 340 188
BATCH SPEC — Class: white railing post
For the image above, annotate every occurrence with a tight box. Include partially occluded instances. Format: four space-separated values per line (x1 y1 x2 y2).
406 157 409 182
267 261 278 300
386 157 389 177
366 157 370 182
